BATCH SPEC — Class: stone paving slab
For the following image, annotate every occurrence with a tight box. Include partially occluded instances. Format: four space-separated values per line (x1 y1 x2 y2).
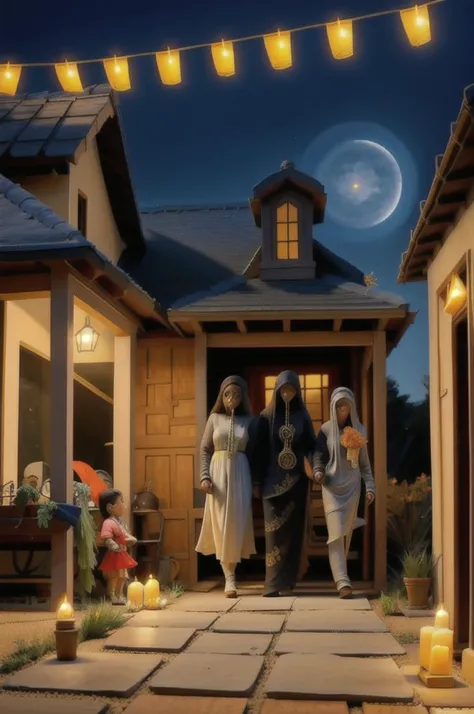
275 632 404 656
187 632 272 655
105 626 196 652
127 610 217 630
363 705 427 714
149 652 264 697
286 610 388 632
265 653 413 702
402 665 474 706
212 613 285 634
400 607 436 618
262 702 350 714
292 597 371 611
3 652 162 698
431 709 474 714
123 694 247 714
168 594 239 612
0 696 109 714
233 596 295 612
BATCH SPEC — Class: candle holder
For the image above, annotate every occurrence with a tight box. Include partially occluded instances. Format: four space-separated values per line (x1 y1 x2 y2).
418 667 455 689
55 596 79 661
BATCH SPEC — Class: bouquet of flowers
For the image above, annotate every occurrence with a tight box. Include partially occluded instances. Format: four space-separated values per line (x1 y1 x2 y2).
340 427 368 468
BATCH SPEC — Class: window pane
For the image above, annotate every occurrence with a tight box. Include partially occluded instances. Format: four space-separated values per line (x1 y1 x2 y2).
288 203 298 222
277 223 288 243
322 374 329 388
305 388 322 404
306 374 322 388
288 242 299 259
265 376 277 389
288 223 298 242
277 243 289 260
322 389 329 419
308 402 322 420
277 203 288 222
265 390 272 406
313 420 322 434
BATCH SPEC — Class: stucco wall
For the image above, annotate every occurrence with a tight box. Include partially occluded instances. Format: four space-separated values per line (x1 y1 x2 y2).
427 197 474 639
69 138 125 264
18 174 70 221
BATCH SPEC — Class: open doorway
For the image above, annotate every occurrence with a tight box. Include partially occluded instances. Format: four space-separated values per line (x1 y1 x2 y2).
454 312 470 646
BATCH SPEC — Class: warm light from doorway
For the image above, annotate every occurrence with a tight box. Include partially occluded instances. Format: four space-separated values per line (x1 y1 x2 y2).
444 274 467 316
75 316 100 353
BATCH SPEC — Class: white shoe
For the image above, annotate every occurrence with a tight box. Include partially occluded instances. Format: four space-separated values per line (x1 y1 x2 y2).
117 594 127 605
109 594 120 605
224 576 237 598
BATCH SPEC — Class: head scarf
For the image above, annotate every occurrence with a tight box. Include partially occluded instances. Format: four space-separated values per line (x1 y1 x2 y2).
210 375 252 416
262 370 305 424
325 386 365 478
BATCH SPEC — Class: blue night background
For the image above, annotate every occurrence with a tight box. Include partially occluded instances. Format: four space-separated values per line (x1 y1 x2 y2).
1 0 471 402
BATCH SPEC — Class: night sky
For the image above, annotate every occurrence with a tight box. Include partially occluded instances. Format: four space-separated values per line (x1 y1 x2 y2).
2 0 472 401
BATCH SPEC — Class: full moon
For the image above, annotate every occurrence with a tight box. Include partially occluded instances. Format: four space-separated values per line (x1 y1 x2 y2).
316 140 403 229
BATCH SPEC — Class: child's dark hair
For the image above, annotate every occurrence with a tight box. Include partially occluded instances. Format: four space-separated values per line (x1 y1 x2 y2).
99 488 122 519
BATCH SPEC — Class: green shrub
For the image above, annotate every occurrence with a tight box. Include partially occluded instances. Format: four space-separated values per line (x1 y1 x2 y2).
380 591 400 616
402 549 438 578
396 632 417 645
79 601 128 642
0 636 55 674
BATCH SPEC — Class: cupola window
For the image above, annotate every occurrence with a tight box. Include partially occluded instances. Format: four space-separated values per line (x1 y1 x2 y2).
276 202 299 260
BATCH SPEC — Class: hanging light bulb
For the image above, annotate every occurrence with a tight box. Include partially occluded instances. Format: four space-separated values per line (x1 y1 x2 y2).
263 30 292 70
444 274 467 316
103 56 131 91
156 48 182 85
75 316 100 353
55 61 83 92
211 40 235 77
400 4 431 47
326 19 354 60
0 63 21 95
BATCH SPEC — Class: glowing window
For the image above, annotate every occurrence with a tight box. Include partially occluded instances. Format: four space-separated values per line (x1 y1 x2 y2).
276 202 299 260
264 373 330 433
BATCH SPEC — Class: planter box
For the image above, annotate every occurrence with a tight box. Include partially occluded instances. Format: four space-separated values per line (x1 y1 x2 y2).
0 505 73 539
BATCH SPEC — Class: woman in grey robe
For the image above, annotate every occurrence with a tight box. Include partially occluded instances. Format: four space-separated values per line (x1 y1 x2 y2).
313 387 375 598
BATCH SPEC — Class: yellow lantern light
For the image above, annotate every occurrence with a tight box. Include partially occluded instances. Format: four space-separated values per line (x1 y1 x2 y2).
55 61 83 93
211 40 235 77
103 56 131 91
57 595 74 621
0 63 22 96
326 19 354 60
263 30 292 71
400 4 431 47
444 274 467 316
156 48 182 86
75 316 100 353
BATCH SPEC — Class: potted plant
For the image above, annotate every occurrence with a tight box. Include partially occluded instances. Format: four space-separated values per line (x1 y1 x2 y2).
402 549 438 609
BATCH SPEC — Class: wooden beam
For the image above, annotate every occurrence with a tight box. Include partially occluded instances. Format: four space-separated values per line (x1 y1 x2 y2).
113 335 135 530
283 319 291 332
372 330 387 592
236 320 247 333
333 319 342 332
206 331 375 349
170 307 407 323
0 273 50 299
377 318 389 331
191 332 207 586
467 250 474 648
0 301 4 486
70 273 138 337
191 320 203 334
49 267 74 611
361 345 372 582
446 166 474 182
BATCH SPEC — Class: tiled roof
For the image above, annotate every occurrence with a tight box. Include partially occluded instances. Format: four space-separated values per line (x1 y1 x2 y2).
0 84 113 161
123 204 369 309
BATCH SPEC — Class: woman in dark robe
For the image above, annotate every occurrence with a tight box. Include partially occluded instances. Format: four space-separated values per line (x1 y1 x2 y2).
258 370 321 597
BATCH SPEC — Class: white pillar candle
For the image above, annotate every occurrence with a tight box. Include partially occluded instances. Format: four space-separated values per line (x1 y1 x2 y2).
429 644 451 675
144 574 160 609
419 626 434 670
431 627 454 663
127 577 144 609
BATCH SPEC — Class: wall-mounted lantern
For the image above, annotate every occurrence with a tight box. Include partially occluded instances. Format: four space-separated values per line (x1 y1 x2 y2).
444 274 467 316
75 316 99 353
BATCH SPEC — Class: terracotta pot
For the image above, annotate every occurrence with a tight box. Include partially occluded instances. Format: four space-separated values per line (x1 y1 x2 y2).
403 576 431 608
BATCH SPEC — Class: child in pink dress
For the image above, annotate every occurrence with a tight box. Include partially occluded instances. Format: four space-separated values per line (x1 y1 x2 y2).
99 489 138 604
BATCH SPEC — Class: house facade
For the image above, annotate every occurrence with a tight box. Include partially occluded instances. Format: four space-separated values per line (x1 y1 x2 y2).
398 84 474 678
0 84 413 609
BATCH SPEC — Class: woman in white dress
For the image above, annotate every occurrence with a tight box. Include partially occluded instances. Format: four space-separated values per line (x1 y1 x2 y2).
313 387 375 599
196 376 258 597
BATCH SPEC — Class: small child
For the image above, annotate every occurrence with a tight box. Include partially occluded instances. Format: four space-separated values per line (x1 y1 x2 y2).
99 489 138 604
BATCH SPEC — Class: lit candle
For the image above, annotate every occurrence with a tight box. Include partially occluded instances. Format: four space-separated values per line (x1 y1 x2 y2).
144 574 160 609
431 627 454 663
126 577 144 610
419 625 435 669
57 595 74 621
429 644 451 675
435 606 450 629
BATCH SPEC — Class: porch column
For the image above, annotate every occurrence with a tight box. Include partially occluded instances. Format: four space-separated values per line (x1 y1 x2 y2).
194 333 207 491
361 346 373 582
372 330 387 592
114 334 136 529
50 268 74 610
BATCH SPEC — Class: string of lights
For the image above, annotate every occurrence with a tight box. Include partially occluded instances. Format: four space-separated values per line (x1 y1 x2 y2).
0 0 445 96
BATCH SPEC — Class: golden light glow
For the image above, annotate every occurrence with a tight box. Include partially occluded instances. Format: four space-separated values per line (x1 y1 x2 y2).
444 273 467 316
352 182 360 189
400 4 431 47
103 57 131 91
156 49 182 85
55 62 83 92
0 63 21 96
264 30 292 70
57 595 74 620
326 19 354 60
211 40 235 77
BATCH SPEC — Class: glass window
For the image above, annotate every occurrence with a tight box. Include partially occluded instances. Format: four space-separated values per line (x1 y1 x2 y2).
264 372 330 433
276 201 299 260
